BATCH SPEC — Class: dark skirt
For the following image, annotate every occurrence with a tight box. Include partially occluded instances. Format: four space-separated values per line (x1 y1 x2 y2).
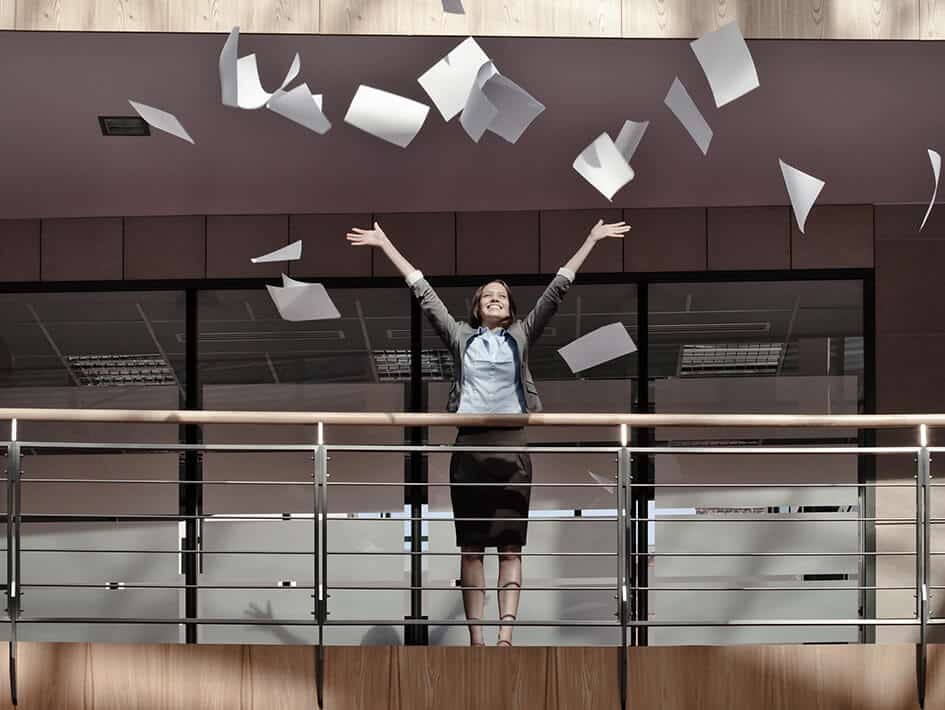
449 426 532 548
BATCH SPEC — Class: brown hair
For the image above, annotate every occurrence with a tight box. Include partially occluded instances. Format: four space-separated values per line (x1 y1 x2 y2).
468 279 517 329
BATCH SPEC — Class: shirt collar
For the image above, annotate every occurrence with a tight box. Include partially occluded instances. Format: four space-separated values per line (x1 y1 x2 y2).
477 325 506 336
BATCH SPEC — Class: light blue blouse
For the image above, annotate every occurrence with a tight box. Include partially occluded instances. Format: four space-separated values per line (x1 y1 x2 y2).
456 326 525 414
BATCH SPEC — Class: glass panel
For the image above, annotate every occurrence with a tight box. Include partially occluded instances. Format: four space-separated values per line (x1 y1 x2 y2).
0 290 185 642
198 287 409 643
647 279 864 645
421 279 637 645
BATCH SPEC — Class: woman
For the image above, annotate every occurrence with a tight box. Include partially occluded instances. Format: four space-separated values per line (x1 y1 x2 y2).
346 218 630 646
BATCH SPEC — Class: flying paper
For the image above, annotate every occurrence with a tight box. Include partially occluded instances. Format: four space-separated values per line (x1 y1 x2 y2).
251 240 302 264
690 21 759 108
558 322 637 374
460 61 545 144
128 101 194 144
267 275 341 322
573 133 635 201
614 120 649 163
779 159 825 234
344 85 430 148
443 0 465 13
267 84 330 135
219 27 301 110
921 149 941 232
418 37 491 121
664 78 712 155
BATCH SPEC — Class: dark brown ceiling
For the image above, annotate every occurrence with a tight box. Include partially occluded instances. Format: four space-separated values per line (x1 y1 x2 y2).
0 31 939 219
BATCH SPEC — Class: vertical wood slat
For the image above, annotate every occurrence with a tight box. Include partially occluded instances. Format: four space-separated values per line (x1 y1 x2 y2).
16 0 169 31
0 220 42 282
41 217 124 282
320 0 621 36
0 0 14 28
166 0 318 33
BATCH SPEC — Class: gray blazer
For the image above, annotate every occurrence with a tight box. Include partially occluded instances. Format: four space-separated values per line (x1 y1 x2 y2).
409 274 572 412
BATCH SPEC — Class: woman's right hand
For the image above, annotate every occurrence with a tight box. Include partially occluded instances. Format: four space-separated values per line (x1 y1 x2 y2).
346 222 389 248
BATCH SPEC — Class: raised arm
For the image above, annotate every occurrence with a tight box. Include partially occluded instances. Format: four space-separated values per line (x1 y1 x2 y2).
346 221 460 344
522 219 630 343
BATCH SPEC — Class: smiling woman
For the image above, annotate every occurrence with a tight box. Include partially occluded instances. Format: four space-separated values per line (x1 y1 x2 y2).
346 217 629 646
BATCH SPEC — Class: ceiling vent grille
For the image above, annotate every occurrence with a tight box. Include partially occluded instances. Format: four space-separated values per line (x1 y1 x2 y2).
678 343 784 377
99 116 150 137
67 354 176 386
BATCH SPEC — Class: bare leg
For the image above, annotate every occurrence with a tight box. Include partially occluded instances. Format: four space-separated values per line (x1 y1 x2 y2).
497 545 522 646
460 545 486 646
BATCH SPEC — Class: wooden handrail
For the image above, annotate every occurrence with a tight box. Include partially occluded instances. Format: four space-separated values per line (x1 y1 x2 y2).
0 407 942 428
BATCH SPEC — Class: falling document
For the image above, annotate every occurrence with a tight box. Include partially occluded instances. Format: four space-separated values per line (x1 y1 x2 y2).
921 149 941 231
460 61 545 144
418 37 490 121
442 0 465 13
779 159 825 234
558 322 637 374
251 240 302 264
267 84 330 135
573 133 635 201
267 275 341 322
219 27 301 110
344 85 430 148
614 120 649 163
690 21 759 108
664 78 712 155
128 101 194 144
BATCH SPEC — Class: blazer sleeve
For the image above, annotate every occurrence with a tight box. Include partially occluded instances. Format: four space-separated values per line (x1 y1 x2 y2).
521 273 572 345
409 276 461 346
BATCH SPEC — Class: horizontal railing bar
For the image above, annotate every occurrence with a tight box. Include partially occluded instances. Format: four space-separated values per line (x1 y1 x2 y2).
327 551 616 557
3 616 923 628
21 583 317 590
627 517 910 523
7 408 945 427
19 442 318 452
18 548 314 555
639 585 913 591
629 482 915 488
22 478 315 486
636 551 913 557
630 447 914 455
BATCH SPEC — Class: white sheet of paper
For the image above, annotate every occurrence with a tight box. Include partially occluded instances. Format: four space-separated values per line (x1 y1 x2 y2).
251 240 302 264
461 61 544 144
558 322 637 374
587 470 615 496
779 159 825 234
344 85 430 148
664 78 712 155
690 21 759 108
128 100 194 144
267 83 331 134
573 133 635 201
614 120 649 163
921 149 941 232
267 276 341 321
219 27 301 110
442 0 465 13
418 37 490 121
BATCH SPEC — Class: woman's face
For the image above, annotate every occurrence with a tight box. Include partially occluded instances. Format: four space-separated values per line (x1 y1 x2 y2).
478 281 510 326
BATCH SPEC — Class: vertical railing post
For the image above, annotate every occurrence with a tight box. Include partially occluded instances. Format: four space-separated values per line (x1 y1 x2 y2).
916 424 929 709
5 419 19 706
314 422 328 709
616 424 631 710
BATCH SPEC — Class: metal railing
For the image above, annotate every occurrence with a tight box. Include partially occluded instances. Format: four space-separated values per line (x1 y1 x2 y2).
0 408 939 709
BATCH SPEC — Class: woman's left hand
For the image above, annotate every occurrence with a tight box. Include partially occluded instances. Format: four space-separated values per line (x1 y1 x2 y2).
587 219 631 243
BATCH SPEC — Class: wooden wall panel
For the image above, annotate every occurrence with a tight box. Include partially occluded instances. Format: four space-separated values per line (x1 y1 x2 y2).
457 211 540 276
791 204 873 269
540 208 622 273
41 217 123 281
5 0 936 36
708 206 790 271
290 213 373 278
321 0 621 37
624 207 706 272
0 0 14 29
372 212 455 277
124 215 206 280
166 0 317 33
16 0 168 31
0 642 940 710
206 214 288 279
0 219 41 282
